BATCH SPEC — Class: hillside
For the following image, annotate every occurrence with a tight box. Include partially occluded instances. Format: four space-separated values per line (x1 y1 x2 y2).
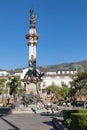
7 59 87 73
37 60 87 72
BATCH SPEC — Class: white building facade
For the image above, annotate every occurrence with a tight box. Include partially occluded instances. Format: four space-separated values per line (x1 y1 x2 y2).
40 70 77 94
0 68 77 97
0 70 9 77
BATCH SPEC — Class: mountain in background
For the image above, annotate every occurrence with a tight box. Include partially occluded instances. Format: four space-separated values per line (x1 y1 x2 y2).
7 59 87 73
37 60 87 72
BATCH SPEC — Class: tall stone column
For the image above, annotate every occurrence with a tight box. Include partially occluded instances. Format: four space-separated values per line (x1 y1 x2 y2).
25 9 39 69
21 8 45 99
23 9 40 95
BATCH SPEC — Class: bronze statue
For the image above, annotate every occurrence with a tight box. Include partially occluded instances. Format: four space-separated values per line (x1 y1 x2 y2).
30 8 36 28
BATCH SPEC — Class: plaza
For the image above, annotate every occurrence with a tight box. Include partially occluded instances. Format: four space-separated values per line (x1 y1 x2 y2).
0 1 87 130
0 113 55 130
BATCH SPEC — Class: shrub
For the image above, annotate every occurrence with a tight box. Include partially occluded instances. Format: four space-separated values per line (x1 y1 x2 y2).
75 101 84 107
63 110 78 125
63 110 87 126
71 113 87 130
65 118 72 126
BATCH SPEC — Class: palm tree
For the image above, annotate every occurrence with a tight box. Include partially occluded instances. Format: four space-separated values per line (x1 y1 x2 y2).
9 76 23 102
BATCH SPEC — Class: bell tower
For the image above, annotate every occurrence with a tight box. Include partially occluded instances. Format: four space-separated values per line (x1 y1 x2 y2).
25 9 39 70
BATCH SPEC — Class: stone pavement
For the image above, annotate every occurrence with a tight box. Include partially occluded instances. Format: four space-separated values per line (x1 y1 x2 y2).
0 113 55 130
52 117 69 130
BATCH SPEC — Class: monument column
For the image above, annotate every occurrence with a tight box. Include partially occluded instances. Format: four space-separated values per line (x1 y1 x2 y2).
25 9 39 69
23 8 44 97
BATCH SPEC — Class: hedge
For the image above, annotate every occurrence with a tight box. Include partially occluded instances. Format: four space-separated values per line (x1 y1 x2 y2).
71 113 87 130
63 110 87 126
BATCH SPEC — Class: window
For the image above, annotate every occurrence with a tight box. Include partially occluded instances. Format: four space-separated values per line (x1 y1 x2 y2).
43 82 46 87
2 73 4 76
42 89 46 94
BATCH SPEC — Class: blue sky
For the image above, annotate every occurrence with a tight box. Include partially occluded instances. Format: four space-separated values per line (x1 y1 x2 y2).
0 0 87 70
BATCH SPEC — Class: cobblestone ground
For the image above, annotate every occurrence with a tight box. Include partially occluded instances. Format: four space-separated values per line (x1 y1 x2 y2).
0 114 55 130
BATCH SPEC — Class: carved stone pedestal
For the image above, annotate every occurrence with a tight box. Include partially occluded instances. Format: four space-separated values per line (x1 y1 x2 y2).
25 83 37 95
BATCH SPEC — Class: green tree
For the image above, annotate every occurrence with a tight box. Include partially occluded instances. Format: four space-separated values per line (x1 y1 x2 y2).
70 72 87 101
0 78 7 94
13 76 22 95
0 78 7 103
60 83 70 99
46 84 61 101
46 83 70 103
6 76 22 102
80 87 87 96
